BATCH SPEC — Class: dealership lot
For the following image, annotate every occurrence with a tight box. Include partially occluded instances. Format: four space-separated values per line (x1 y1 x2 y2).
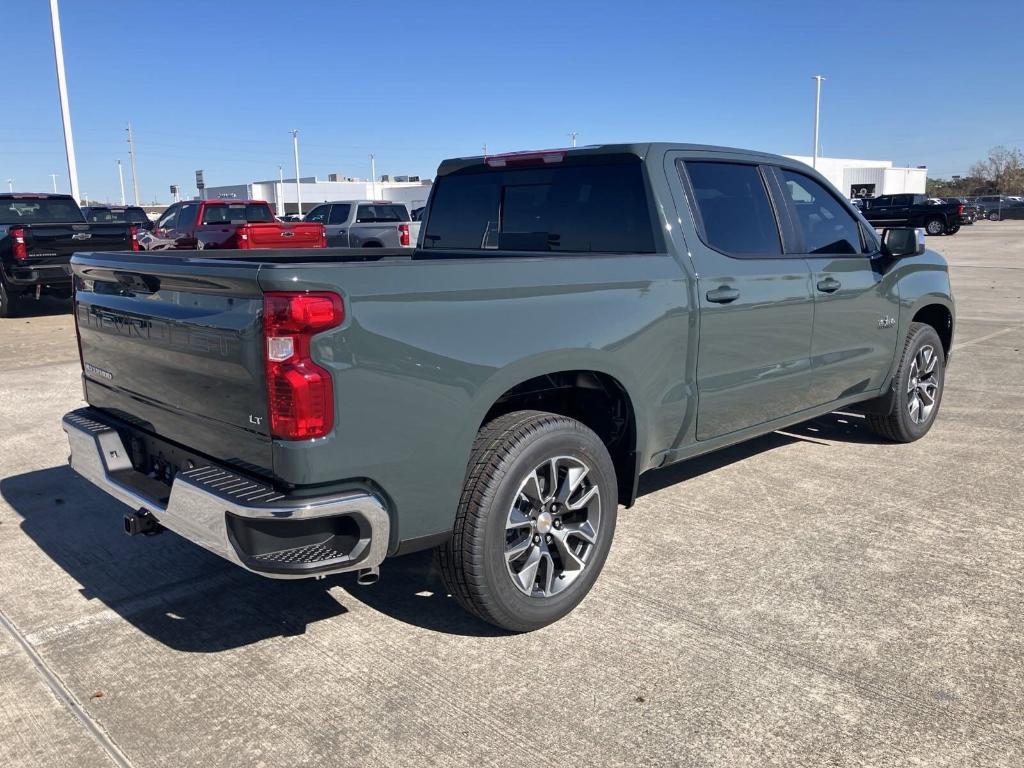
1 224 1022 767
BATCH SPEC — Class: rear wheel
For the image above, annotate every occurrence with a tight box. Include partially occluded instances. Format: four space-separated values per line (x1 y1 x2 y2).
0 274 18 319
867 322 945 443
924 217 945 236
437 410 618 632
988 210 1001 221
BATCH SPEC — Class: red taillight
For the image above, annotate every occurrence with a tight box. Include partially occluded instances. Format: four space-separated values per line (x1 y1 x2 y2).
11 226 27 261
236 227 251 249
263 292 344 440
399 223 410 246
129 225 141 251
958 205 964 216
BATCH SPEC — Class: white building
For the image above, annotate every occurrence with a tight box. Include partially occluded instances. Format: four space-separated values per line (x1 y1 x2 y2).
202 175 433 216
785 156 927 199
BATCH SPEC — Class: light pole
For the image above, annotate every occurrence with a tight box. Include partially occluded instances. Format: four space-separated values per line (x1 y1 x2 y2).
50 174 58 193
482 143 488 156
116 160 126 205
6 179 12 193
126 123 140 205
276 164 285 217
49 0 80 202
369 153 377 200
569 130 578 148
290 130 302 216
811 75 825 169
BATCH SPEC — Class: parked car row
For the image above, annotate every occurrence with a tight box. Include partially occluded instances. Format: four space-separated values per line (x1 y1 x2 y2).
853 192 1024 233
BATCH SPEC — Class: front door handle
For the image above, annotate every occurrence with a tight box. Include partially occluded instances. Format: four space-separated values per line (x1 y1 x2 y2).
706 286 740 304
816 277 842 293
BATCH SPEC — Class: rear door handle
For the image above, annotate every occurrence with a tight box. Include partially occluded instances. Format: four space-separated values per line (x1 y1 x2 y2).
706 286 740 304
816 277 842 293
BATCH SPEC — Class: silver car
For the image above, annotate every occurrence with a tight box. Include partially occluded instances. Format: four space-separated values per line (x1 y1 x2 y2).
304 200 418 248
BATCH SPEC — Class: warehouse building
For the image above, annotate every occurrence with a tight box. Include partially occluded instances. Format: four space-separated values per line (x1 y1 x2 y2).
201 174 433 216
785 156 927 199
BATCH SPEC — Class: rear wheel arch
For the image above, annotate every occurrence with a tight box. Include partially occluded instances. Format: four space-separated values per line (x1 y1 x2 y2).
479 370 640 508
911 303 953 357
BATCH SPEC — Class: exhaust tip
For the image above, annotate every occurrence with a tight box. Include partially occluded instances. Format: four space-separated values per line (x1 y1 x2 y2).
356 566 380 586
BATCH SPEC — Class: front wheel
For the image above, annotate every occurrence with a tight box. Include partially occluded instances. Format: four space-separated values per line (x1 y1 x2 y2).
924 218 946 236
988 210 1001 221
437 410 618 632
867 322 945 443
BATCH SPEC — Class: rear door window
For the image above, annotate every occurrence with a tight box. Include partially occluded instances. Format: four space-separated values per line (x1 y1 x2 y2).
304 205 329 223
328 204 352 224
779 169 863 255
681 161 781 257
423 158 656 253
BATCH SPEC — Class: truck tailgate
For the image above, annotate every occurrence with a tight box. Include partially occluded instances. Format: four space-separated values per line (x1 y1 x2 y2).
246 222 324 249
27 223 130 263
72 251 273 476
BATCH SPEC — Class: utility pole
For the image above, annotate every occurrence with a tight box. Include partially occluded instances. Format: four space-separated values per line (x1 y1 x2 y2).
482 143 488 156
569 130 578 148
369 154 377 200
126 122 140 204
50 174 58 193
49 0 80 202
116 160 126 205
6 179 12 193
811 75 825 169
290 130 302 216
276 164 285 217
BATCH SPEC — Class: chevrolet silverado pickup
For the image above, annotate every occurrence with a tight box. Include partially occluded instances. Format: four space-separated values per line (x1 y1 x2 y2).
861 193 963 235
62 143 954 631
142 199 325 250
0 193 138 318
303 200 418 248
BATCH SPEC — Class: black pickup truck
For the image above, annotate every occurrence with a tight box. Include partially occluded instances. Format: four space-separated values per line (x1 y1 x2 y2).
860 194 963 236
0 194 138 317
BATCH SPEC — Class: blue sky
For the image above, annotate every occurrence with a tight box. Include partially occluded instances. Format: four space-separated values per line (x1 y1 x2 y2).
2 0 1021 203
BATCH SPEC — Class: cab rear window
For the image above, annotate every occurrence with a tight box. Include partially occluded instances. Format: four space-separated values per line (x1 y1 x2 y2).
0 198 85 224
201 204 274 224
422 158 656 253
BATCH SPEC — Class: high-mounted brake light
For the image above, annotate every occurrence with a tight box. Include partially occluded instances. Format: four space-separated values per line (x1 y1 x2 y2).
10 227 28 261
485 149 568 168
129 225 141 251
399 223 410 246
263 292 344 440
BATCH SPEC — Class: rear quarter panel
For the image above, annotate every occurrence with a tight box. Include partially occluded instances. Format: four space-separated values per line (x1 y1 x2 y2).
257 254 693 548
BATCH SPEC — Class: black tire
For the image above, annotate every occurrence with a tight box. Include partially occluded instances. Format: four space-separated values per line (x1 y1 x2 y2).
924 217 946 236
945 223 960 235
0 274 18 319
988 210 1001 221
437 410 618 632
867 322 945 443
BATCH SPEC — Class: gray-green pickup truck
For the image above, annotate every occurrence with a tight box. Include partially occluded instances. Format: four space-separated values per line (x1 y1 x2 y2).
62 143 954 631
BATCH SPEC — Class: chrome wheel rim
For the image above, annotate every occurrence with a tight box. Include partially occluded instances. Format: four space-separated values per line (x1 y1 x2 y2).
926 220 944 235
907 344 940 424
505 455 601 598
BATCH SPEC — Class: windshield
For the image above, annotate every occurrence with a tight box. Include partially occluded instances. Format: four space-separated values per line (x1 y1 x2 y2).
201 203 274 224
0 197 85 224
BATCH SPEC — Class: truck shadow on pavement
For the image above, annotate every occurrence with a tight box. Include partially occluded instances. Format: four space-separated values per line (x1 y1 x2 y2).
5 296 73 318
2 413 886 650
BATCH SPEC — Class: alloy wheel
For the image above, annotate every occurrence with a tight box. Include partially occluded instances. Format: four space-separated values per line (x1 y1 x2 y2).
504 455 601 598
907 344 940 424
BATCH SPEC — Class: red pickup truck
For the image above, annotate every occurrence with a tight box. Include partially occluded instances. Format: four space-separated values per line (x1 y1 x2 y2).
144 200 325 250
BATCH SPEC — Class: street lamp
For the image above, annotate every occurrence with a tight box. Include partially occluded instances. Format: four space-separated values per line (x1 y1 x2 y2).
49 0 80 202
811 75 825 169
291 130 302 217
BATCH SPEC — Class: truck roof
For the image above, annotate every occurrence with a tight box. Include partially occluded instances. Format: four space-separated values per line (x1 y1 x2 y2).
437 142 803 176
0 193 77 200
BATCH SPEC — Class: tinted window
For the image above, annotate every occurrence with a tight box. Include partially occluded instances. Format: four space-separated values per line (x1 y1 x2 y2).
328 204 352 224
356 204 408 223
0 197 84 224
201 203 273 224
83 207 147 224
176 203 200 230
156 204 179 230
304 205 329 223
423 159 656 253
780 170 863 255
683 162 780 256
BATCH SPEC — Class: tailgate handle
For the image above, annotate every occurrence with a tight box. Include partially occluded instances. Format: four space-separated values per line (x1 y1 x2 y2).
114 271 160 294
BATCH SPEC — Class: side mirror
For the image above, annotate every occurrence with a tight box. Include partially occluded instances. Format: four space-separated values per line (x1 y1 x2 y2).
882 227 926 258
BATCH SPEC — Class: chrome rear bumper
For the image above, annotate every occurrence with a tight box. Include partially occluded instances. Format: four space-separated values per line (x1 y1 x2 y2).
62 409 389 579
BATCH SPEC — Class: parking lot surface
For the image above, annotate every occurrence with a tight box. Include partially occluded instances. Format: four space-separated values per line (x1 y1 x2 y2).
1 223 1022 768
